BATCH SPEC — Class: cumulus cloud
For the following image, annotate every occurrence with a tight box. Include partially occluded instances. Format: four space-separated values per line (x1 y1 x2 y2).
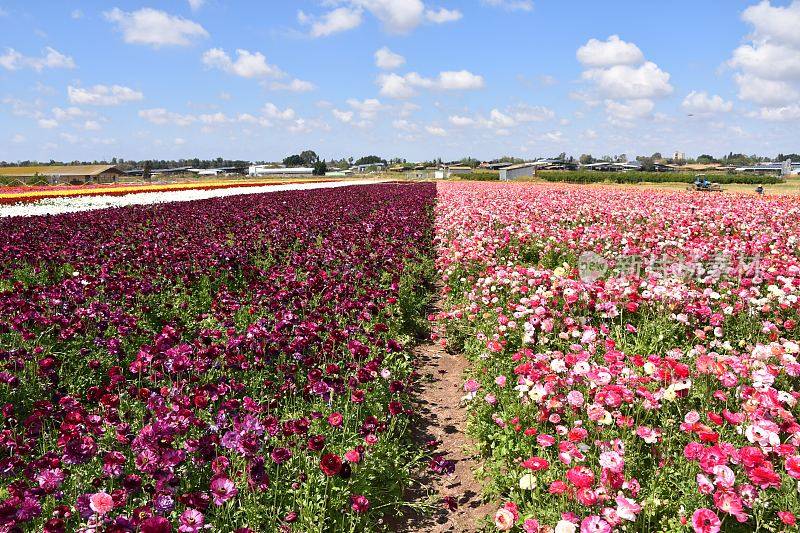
425 125 446 136
104 8 208 47
729 0 800 118
301 0 460 37
377 70 484 98
604 98 654 125
37 118 59 129
425 7 462 23
576 35 671 124
481 0 534 11
0 47 75 71
681 91 733 114
262 103 296 120
581 62 672 100
576 35 644 67
68 85 144 106
447 103 554 131
375 47 406 70
267 79 316 92
202 48 284 78
332 109 354 123
188 0 204 11
139 108 196 126
347 98 384 119
301 7 363 37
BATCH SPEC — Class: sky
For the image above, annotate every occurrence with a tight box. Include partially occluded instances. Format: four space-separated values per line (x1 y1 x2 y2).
1 0 799 163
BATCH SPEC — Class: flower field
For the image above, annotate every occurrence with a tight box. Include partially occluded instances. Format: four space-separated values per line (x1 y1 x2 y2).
2 179 799 532
435 182 800 532
0 183 435 532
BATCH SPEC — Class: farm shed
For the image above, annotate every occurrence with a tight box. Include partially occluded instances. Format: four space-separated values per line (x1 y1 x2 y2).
499 163 537 181
0 164 123 185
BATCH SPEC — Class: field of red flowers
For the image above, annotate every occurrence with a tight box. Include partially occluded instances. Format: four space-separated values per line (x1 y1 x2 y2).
0 183 436 532
435 182 800 532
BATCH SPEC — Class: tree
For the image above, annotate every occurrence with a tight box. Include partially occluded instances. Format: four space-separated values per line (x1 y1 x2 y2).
696 154 717 164
579 154 595 165
283 154 304 167
354 155 384 166
142 161 152 182
300 150 319 165
312 161 327 176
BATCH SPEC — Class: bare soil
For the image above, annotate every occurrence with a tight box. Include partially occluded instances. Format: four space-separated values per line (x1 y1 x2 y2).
388 297 492 532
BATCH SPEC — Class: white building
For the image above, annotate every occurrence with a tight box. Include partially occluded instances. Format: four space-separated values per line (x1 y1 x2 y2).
500 163 537 180
248 165 314 176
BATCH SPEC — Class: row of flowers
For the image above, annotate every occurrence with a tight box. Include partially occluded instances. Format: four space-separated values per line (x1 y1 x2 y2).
433 182 800 532
0 183 435 531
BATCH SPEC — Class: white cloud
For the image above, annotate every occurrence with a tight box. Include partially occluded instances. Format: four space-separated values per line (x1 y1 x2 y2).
83 120 102 131
302 0 460 37
511 103 555 122
37 118 58 129
734 73 799 106
753 104 800 121
11 134 25 143
304 7 363 37
448 115 475 127
68 85 144 106
104 8 208 47
262 103 296 120
730 42 800 81
582 129 598 140
71 9 83 19
175 137 187 145
425 7 462 23
377 70 484 98
0 47 75 71
202 48 283 79
729 1 800 117
52 106 91 120
347 98 384 119
741 0 800 49
425 125 446 136
481 0 533 11
604 98 654 124
375 47 406 70
267 79 316 92
681 91 733 114
188 0 204 11
582 62 672 100
488 108 515 128
356 0 425 34
393 119 418 131
577 35 644 68
332 109 354 123
139 108 196 126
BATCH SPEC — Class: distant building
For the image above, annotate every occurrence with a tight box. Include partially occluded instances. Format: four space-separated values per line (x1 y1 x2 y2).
500 163 537 181
673 151 685 161
350 162 386 173
734 160 800 176
0 164 123 184
445 165 473 177
248 165 314 176
581 161 642 172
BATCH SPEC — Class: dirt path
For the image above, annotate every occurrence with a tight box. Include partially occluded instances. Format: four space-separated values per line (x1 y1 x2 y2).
390 295 493 532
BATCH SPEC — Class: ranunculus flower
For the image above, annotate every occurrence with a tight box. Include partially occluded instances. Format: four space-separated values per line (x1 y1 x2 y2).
320 453 342 476
210 476 238 506
89 492 114 515
494 508 515 530
691 508 721 533
351 494 370 513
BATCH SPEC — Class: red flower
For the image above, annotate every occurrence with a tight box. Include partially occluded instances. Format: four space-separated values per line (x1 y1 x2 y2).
320 453 342 477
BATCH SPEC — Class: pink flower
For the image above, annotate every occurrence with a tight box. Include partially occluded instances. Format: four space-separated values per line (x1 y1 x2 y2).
691 508 721 533
89 492 114 515
345 449 361 463
494 508 515 531
786 455 800 479
464 379 480 393
178 508 206 533
210 476 237 506
615 495 641 521
495 375 507 387
580 516 611 533
566 465 595 488
351 494 370 513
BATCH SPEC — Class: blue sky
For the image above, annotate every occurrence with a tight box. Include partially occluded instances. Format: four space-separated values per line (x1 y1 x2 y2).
1 0 799 162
